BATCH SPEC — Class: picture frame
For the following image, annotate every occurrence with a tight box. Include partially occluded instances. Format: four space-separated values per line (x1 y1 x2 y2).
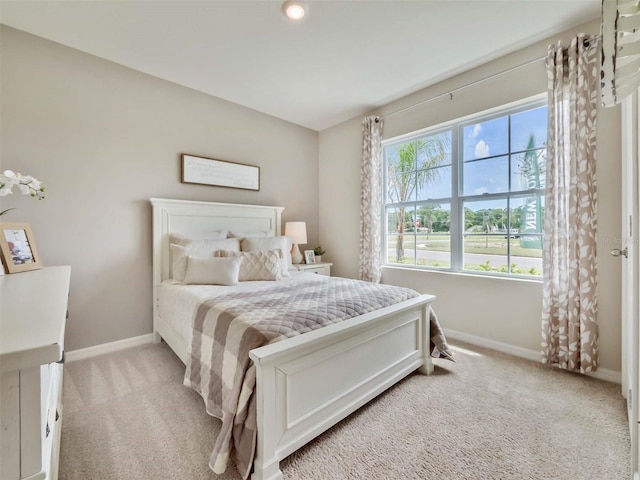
181 153 260 191
304 250 316 265
0 222 43 274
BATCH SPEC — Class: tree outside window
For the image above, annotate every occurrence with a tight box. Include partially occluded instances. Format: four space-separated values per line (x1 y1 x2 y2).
383 100 546 277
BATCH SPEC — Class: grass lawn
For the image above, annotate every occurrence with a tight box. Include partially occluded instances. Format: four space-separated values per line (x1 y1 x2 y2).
388 233 542 258
386 233 543 276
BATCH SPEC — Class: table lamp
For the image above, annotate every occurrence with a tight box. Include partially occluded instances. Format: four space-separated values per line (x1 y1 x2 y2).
285 221 307 264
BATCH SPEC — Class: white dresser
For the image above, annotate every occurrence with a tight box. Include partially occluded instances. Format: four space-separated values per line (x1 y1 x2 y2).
0 266 70 480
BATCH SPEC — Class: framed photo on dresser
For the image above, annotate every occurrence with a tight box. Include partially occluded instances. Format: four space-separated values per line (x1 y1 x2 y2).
0 222 43 274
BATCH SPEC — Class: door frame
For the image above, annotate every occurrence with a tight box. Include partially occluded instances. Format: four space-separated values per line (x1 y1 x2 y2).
620 90 639 479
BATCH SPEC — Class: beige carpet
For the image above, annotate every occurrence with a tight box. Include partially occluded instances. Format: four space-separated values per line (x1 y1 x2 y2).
59 341 630 480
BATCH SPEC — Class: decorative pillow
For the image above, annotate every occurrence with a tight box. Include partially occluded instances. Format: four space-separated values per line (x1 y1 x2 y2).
183 256 241 286
170 238 240 282
218 249 282 281
169 231 228 245
240 236 291 276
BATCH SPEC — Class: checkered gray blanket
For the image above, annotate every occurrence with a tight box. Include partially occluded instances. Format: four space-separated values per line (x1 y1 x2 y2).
183 275 451 479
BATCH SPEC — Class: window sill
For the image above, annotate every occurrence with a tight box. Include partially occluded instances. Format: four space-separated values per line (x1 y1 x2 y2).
381 264 543 284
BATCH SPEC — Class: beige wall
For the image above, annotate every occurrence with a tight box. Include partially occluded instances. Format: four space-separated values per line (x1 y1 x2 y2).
2 21 623 373
0 27 319 351
319 20 623 373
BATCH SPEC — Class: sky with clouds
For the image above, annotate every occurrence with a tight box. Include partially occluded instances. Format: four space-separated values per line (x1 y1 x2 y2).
462 105 546 209
386 104 547 212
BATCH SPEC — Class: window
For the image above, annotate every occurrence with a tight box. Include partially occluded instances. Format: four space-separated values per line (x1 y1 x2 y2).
383 98 546 277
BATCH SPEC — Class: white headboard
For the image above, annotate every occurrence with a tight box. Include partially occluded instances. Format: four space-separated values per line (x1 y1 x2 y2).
149 198 284 286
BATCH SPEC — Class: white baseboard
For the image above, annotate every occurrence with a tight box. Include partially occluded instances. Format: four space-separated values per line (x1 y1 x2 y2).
444 328 622 385
65 329 621 384
66 334 154 363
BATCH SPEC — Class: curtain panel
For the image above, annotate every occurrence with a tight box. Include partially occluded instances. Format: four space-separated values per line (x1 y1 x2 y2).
542 35 599 373
359 116 384 283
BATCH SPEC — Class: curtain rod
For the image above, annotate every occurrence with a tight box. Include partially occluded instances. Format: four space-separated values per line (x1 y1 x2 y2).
376 56 545 122
377 37 597 123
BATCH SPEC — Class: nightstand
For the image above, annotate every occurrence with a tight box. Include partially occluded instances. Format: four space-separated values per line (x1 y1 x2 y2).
295 262 332 276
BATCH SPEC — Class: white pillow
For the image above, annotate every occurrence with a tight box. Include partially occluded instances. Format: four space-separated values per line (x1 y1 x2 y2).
240 236 291 276
183 256 241 285
228 230 271 238
169 231 228 245
170 238 240 282
218 249 282 281
184 238 240 257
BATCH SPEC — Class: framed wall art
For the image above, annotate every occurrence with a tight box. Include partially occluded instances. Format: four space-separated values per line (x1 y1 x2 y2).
181 154 260 191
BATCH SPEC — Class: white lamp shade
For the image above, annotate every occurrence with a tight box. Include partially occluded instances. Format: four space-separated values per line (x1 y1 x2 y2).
284 221 307 244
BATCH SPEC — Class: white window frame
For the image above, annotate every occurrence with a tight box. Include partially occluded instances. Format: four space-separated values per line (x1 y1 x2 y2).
381 94 547 279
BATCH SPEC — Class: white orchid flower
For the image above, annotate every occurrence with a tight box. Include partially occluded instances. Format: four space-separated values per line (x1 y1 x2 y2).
0 169 45 207
17 181 33 195
1 170 18 187
29 178 43 191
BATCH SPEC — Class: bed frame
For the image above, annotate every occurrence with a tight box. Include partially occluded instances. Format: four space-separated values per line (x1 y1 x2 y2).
150 198 435 480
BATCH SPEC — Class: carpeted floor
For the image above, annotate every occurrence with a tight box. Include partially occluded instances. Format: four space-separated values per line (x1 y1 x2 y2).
59 341 630 480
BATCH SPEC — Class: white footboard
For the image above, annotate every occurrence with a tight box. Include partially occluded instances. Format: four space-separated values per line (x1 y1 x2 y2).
248 294 435 480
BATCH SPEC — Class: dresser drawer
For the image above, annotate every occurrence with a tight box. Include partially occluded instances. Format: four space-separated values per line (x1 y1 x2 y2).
295 262 332 276
303 265 330 276
42 363 63 480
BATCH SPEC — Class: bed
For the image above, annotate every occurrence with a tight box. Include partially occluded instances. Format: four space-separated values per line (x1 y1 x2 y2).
150 197 440 480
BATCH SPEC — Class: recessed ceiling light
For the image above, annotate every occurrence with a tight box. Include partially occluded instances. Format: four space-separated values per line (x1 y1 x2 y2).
282 1 307 20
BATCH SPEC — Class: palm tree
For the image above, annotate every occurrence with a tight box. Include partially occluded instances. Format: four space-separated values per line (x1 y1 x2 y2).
387 133 450 261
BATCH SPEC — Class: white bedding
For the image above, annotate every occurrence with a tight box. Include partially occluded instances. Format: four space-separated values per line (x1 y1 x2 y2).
158 271 319 345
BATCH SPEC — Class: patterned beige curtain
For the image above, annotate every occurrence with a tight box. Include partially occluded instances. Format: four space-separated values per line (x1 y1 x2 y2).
359 116 384 283
542 35 599 373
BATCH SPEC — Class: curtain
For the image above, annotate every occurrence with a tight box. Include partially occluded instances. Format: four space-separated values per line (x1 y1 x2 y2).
359 116 384 283
542 35 599 373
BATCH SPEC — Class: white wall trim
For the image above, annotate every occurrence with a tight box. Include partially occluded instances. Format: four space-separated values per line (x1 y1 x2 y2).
65 334 153 363
65 329 622 384
444 328 622 385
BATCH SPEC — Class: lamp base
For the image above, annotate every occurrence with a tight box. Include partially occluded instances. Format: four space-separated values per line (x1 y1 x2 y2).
291 243 303 264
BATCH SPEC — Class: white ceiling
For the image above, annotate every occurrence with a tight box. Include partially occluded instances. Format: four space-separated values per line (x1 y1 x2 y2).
0 0 600 131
